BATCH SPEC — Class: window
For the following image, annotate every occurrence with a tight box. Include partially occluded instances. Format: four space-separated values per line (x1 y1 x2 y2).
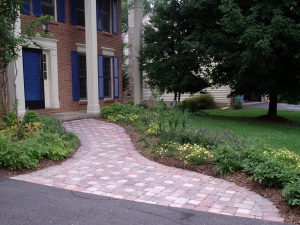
42 0 55 17
78 54 87 99
42 54 47 80
98 54 119 99
97 0 118 34
72 51 119 101
27 0 66 22
77 0 85 27
103 57 112 98
102 1 111 32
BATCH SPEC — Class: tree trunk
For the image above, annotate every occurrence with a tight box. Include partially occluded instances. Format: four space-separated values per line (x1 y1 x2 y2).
178 93 181 102
174 92 177 101
267 94 278 117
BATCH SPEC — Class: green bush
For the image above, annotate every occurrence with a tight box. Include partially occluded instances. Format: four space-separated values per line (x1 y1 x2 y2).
282 178 300 206
178 143 212 165
41 132 78 161
137 102 149 109
212 145 243 176
180 94 216 112
126 100 134 106
152 141 179 158
0 132 43 170
22 110 40 124
0 115 79 170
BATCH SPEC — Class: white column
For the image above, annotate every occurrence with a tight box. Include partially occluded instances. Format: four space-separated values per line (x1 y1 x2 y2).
85 0 100 114
15 16 26 116
133 0 143 105
51 49 60 108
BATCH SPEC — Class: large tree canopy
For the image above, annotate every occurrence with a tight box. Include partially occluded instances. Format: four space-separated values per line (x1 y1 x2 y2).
181 0 300 116
141 0 210 101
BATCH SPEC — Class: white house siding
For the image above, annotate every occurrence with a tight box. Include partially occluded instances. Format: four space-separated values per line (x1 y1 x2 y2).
124 10 231 106
143 84 231 104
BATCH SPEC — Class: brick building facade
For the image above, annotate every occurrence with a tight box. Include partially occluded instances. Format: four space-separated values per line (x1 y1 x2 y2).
2 0 122 116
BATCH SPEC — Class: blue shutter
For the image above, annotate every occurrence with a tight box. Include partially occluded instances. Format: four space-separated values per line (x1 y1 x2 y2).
98 54 104 99
71 51 80 101
112 0 118 34
57 0 66 22
22 0 30 15
70 0 77 25
33 0 42 17
113 56 119 98
97 0 103 31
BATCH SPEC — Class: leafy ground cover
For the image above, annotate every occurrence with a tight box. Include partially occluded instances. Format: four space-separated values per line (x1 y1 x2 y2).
0 110 80 173
100 102 300 223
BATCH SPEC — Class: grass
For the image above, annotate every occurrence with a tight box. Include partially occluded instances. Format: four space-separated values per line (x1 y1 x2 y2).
189 109 300 154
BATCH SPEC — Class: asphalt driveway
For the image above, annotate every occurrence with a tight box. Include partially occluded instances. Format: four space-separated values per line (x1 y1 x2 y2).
0 178 291 225
244 102 300 112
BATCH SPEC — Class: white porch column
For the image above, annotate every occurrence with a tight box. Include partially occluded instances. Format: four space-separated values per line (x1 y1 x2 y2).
14 16 26 116
51 49 60 108
133 0 143 105
85 0 100 114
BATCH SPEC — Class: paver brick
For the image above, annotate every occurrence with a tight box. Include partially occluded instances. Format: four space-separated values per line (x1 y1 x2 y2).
12 119 284 223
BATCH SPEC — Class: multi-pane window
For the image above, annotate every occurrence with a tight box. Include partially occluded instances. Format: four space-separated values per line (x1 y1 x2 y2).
42 54 47 80
102 1 111 32
104 57 112 98
77 0 85 27
78 54 87 99
42 0 55 17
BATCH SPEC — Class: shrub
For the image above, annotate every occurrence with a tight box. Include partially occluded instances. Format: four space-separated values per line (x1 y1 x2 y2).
39 115 66 135
152 141 179 158
146 122 160 136
180 94 216 112
41 132 78 161
22 110 40 124
212 145 243 175
178 143 212 165
137 102 149 109
100 106 114 118
282 178 300 206
0 132 43 170
126 99 134 106
0 114 79 170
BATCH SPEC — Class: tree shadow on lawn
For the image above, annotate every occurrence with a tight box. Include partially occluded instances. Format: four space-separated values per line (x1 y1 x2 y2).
204 114 300 127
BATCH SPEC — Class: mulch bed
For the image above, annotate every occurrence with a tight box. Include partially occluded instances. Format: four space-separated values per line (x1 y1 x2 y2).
0 118 299 224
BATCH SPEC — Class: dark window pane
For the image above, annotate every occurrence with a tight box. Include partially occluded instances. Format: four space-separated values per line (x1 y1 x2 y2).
78 54 87 99
102 0 110 32
42 0 55 17
77 0 85 27
104 57 111 98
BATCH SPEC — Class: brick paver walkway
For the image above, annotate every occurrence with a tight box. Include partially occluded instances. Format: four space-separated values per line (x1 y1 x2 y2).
12 119 284 223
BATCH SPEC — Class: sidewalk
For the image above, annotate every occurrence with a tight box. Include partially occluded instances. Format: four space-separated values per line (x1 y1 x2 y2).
12 119 284 223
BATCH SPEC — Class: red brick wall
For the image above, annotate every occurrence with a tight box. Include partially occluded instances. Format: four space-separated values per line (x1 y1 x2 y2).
0 0 122 115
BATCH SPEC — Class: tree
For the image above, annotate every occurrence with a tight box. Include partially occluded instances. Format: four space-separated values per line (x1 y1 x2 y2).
181 0 300 116
0 0 52 114
140 0 210 101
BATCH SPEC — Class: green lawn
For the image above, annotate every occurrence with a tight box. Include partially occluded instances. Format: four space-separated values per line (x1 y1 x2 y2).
189 109 300 154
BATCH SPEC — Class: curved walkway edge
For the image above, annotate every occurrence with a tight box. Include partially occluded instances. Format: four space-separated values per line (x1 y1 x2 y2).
12 119 284 223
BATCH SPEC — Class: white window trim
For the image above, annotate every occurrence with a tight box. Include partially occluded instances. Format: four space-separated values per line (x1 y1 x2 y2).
102 47 115 56
102 47 115 99
76 43 86 53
